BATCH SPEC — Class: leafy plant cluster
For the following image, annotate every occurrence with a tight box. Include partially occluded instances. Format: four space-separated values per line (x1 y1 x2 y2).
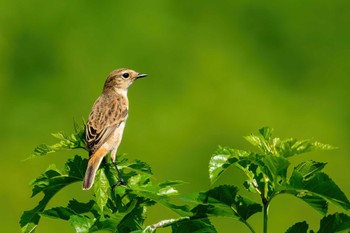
20 126 350 233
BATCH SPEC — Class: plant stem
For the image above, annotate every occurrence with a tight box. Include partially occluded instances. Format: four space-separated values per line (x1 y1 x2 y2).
263 200 269 233
242 219 256 233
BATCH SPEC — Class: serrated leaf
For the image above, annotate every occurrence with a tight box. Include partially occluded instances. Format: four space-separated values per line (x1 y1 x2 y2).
285 221 309 233
67 199 95 214
89 218 119 233
20 158 83 231
94 168 110 214
171 218 217 233
117 201 146 233
244 134 272 154
68 215 94 233
256 153 290 181
317 213 350 233
209 147 289 197
236 195 262 220
65 155 88 179
209 147 250 184
275 138 335 158
292 161 327 181
27 126 86 159
190 185 261 221
126 160 153 175
21 222 37 233
140 217 190 233
40 207 75 220
287 164 350 214
129 178 190 216
259 127 273 141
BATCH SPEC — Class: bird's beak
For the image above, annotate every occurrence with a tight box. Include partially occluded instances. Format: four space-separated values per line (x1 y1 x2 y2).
137 73 147 79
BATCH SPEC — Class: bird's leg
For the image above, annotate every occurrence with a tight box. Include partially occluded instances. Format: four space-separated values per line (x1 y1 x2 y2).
112 162 127 189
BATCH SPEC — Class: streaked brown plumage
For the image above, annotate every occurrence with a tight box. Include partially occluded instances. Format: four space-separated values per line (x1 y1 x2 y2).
82 68 147 190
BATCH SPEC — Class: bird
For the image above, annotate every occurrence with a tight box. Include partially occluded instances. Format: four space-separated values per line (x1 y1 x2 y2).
82 68 147 190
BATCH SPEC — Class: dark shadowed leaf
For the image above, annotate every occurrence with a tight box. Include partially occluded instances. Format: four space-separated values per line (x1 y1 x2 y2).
188 185 261 221
65 155 88 179
20 156 85 232
40 207 75 220
317 213 350 233
285 221 308 233
172 218 217 233
67 199 95 214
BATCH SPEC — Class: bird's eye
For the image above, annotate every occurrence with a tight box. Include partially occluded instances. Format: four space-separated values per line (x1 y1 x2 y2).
122 73 129 78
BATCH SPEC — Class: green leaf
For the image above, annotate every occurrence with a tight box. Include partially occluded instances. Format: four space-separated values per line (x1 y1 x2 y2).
243 127 335 158
89 218 119 232
67 199 95 214
20 222 37 233
285 221 308 233
94 168 110 214
171 218 217 233
126 159 153 175
259 127 273 141
68 215 94 233
236 195 263 221
116 200 146 233
27 126 86 159
288 162 350 212
65 155 88 179
189 185 261 221
20 156 85 231
317 213 350 233
244 127 274 154
129 178 190 216
275 138 335 158
140 217 191 232
40 207 75 220
209 147 250 184
291 160 327 181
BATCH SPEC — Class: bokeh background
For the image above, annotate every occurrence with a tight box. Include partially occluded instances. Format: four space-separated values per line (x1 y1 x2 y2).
1 0 349 232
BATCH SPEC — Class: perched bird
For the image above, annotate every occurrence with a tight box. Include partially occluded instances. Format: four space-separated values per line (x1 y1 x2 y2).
82 68 147 190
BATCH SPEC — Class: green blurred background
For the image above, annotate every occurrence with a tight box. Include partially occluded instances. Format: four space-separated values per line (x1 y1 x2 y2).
1 0 349 232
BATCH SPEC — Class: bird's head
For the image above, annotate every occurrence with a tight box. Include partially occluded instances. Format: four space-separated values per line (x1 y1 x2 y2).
103 68 147 91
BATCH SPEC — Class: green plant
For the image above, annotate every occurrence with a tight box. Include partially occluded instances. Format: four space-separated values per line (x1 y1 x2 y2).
20 126 350 233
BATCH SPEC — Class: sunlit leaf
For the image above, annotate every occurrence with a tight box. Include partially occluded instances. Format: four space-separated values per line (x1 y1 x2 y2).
287 162 350 214
129 178 190 216
275 138 335 158
27 126 86 159
68 215 94 233
138 217 191 233
209 147 250 184
94 168 110 214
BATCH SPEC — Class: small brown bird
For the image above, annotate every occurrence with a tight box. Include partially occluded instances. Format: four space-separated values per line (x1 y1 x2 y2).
82 68 147 190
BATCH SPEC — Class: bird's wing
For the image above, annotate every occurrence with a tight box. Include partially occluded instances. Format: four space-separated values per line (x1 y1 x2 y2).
85 93 128 156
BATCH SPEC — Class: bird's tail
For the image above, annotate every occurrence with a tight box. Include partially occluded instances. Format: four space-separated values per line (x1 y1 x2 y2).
82 147 108 190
